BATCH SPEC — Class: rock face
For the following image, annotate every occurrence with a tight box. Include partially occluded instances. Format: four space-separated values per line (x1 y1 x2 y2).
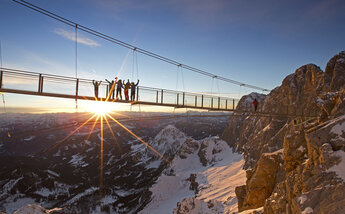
222 51 345 213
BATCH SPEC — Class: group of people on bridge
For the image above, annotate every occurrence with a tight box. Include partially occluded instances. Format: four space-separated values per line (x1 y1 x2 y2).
92 77 139 101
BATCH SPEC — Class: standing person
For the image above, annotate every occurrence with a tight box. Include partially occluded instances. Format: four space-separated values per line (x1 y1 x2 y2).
253 98 258 112
124 79 131 101
115 79 123 100
92 80 102 99
105 77 117 100
130 80 139 101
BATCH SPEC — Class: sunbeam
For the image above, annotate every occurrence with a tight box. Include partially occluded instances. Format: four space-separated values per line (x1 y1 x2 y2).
104 115 122 153
99 114 104 202
105 113 170 164
44 114 97 155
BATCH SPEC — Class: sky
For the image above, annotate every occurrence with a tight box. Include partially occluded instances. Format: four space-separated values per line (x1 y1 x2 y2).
0 0 345 113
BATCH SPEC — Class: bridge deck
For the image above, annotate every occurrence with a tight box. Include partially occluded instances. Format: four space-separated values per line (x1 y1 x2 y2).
0 67 239 112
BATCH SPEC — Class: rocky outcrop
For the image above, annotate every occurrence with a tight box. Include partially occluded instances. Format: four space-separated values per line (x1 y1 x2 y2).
222 51 345 213
236 150 284 211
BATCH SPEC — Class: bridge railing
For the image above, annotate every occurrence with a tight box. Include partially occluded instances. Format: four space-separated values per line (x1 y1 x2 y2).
0 67 239 111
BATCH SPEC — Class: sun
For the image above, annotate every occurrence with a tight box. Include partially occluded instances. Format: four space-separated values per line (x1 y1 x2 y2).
87 101 113 115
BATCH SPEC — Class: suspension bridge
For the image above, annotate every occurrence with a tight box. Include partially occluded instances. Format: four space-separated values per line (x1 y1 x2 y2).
0 67 240 112
0 0 317 119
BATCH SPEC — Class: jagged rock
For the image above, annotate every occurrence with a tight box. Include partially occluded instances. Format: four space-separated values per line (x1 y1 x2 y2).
224 51 345 213
173 198 222 214
283 123 308 172
325 51 345 92
237 151 283 211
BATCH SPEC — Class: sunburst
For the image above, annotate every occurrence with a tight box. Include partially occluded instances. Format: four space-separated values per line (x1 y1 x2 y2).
47 100 169 203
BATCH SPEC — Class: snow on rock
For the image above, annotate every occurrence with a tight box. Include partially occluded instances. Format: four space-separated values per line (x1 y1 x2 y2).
238 206 264 214
12 204 62 214
68 154 88 167
140 137 246 214
330 118 345 142
13 204 46 214
24 136 36 141
302 207 313 214
47 170 60 177
297 195 307 204
327 150 345 181
148 125 188 159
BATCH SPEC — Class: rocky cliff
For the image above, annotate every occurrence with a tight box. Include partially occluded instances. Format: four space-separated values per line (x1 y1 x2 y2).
222 51 345 213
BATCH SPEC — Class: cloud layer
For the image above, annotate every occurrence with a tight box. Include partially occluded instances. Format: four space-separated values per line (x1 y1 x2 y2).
54 28 100 47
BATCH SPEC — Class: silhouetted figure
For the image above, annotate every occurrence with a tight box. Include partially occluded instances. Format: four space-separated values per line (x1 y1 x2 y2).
124 79 131 101
92 80 102 99
106 77 117 99
115 79 123 100
253 98 258 112
130 80 139 101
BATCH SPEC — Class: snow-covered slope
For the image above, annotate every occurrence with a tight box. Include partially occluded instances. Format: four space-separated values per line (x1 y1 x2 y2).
140 136 245 214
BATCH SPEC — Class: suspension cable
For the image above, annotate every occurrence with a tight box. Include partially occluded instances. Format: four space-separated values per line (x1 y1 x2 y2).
11 0 270 92
75 24 78 110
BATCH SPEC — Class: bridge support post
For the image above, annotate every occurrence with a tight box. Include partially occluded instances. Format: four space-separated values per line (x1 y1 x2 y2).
0 69 3 89
38 74 42 93
40 76 44 93
211 98 213 109
201 95 203 108
195 96 197 107
218 97 220 109
233 99 235 110
225 99 228 110
177 93 179 105
76 79 79 100
161 90 163 104
136 86 139 101
182 92 185 106
156 91 159 103
106 85 109 98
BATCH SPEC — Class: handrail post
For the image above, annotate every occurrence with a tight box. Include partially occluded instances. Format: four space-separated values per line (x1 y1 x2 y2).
211 98 213 109
38 74 42 93
136 86 139 101
40 76 44 93
156 91 159 103
201 95 203 108
182 92 185 106
76 78 79 100
0 69 3 89
161 89 163 104
233 99 235 110
195 96 197 107
225 99 228 110
218 97 220 109
106 85 109 98
177 93 179 105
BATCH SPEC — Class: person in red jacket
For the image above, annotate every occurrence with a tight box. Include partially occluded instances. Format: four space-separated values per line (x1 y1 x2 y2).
253 98 258 112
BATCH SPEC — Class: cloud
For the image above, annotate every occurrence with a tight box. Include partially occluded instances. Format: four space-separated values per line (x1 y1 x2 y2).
53 28 100 47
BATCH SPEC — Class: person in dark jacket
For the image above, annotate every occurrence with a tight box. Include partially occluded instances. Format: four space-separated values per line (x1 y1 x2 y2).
105 77 117 100
253 98 258 112
92 80 102 99
130 80 139 101
115 79 123 100
124 79 131 101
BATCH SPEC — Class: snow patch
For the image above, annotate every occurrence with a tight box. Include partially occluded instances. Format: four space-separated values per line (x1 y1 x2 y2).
47 170 60 177
24 136 36 141
69 154 88 167
330 119 345 141
302 207 313 214
327 150 345 181
141 137 245 214
297 195 307 204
